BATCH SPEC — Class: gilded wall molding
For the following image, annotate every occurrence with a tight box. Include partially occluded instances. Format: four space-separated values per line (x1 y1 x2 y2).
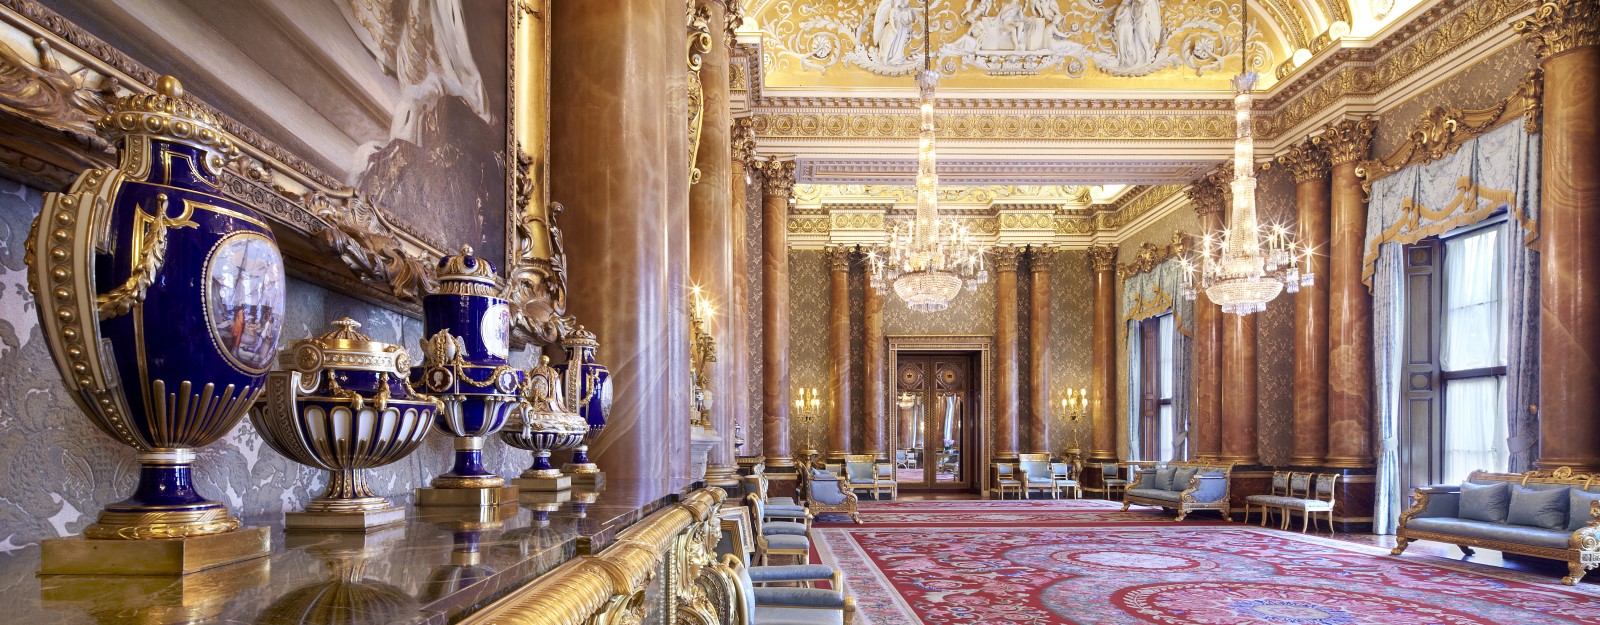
1513 0 1600 59
1355 69 1543 187
751 111 1234 141
1117 231 1190 278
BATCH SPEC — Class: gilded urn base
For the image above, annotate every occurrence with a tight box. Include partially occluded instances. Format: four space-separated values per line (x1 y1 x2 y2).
39 551 271 620
285 506 406 531
40 526 271 575
415 485 520 507
512 474 572 492
519 489 572 507
569 470 606 489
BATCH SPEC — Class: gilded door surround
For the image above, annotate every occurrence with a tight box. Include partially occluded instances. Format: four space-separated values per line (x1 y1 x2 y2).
886 334 995 498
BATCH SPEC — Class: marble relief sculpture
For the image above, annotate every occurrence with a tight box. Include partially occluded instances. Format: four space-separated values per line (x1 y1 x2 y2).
1111 0 1163 68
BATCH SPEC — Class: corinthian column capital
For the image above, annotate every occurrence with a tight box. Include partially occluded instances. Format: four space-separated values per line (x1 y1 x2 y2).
991 245 1023 272
829 245 852 272
1185 163 1232 219
1087 244 1117 273
1277 139 1332 183
759 158 796 197
1318 116 1378 166
1514 0 1600 59
732 118 757 166
1030 245 1056 272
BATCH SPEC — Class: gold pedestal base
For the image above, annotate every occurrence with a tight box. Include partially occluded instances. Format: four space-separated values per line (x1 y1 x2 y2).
415 485 519 507
520 489 573 507
512 475 572 492
40 526 270 575
40 552 270 621
285 506 406 531
571 471 605 489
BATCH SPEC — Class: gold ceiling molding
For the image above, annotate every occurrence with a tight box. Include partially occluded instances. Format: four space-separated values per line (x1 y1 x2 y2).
1117 231 1189 278
1091 183 1186 231
752 110 1233 140
793 183 1097 206
1355 69 1542 186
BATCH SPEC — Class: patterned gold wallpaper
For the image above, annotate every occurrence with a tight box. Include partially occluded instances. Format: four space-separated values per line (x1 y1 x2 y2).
788 250 831 453
1255 164 1296 466
1372 44 1537 158
744 172 765 457
0 179 536 548
1047 251 1096 456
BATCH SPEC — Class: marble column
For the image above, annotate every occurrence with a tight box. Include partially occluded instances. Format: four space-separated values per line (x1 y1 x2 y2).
1029 246 1055 454
994 246 1023 462
1517 3 1600 472
1220 312 1260 465
1088 245 1119 462
551 0 687 481
760 158 796 468
1185 170 1228 461
1323 117 1377 468
1279 140 1332 466
827 247 854 460
729 119 755 458
689 0 739 487
863 280 887 460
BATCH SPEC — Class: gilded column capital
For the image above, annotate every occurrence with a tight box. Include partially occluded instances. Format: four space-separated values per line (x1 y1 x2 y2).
731 118 757 166
1514 0 1600 59
1277 139 1331 183
828 246 852 272
991 246 1023 272
1029 245 1056 272
1185 163 1231 219
759 158 796 197
1318 116 1378 166
1087 245 1118 273
722 0 745 49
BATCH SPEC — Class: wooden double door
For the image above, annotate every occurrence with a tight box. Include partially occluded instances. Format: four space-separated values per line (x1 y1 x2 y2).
893 352 979 492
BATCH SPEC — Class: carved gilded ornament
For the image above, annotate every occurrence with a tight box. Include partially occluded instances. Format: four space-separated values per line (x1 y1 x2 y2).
1184 162 1231 219
829 211 884 230
1514 0 1600 59
1029 245 1056 269
990 245 1023 272
687 3 713 185
1318 115 1377 166
1088 244 1118 272
787 216 830 234
998 213 1056 230
829 245 852 271
1117 231 1189 278
1276 138 1330 183
759 158 796 196
730 118 757 165
752 111 1233 140
1355 70 1544 188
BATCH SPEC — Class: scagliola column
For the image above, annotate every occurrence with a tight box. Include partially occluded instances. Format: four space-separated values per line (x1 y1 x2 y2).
827 246 854 460
1323 117 1377 468
689 0 740 487
863 280 887 460
994 246 1023 462
552 0 687 481
1087 245 1119 462
729 120 755 458
1185 168 1228 461
1279 139 1332 466
760 158 796 468
1517 1 1600 472
1220 312 1260 464
1029 246 1055 454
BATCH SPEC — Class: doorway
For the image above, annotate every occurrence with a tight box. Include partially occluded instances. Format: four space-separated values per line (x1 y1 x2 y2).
893 351 981 492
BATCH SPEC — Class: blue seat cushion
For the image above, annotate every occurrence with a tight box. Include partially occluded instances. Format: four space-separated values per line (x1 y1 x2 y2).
754 606 844 625
769 496 798 506
1406 517 1571 549
754 587 848 608
1507 485 1569 531
763 521 809 536
1570 489 1600 532
1127 487 1182 503
765 533 810 550
765 506 807 519
1154 468 1176 491
1458 481 1511 524
1246 495 1299 506
1026 476 1054 484
747 564 835 584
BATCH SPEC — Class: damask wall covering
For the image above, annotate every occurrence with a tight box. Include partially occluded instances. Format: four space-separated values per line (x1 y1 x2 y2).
787 250 830 452
1048 251 1096 456
0 178 536 550
1254 164 1296 466
743 169 765 456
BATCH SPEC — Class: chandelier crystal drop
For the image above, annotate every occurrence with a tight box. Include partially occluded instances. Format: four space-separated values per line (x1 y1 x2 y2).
867 4 988 313
1181 16 1312 315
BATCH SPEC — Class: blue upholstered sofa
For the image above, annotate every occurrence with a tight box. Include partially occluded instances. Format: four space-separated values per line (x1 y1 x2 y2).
1392 467 1600 585
1121 461 1235 521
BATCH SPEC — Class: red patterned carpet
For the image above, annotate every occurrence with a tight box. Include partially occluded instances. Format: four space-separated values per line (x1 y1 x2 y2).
810 500 1600 625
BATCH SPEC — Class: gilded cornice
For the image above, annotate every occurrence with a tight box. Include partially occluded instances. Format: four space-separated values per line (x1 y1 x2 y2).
1088 245 1118 272
1184 164 1232 219
1276 138 1331 183
1117 231 1190 279
1093 184 1185 231
1319 116 1378 165
788 215 829 234
990 246 1022 272
828 245 851 271
759 158 795 196
752 111 1233 141
1514 0 1600 59
1356 70 1543 186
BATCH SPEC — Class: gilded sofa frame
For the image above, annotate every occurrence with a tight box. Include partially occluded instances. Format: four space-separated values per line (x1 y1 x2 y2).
1122 461 1236 522
1392 467 1600 586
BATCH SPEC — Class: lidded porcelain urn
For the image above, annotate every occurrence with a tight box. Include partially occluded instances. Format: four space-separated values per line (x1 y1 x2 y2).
499 355 588 491
554 325 611 474
412 246 523 495
252 318 440 529
26 76 282 559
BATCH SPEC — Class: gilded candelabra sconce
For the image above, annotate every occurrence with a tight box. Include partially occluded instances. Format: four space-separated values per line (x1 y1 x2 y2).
794 387 823 461
1058 388 1090 457
688 288 725 482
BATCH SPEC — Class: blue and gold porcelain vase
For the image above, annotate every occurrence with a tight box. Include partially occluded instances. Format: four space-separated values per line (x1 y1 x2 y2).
555 326 611 476
26 76 279 570
499 356 588 491
412 247 522 504
252 318 440 529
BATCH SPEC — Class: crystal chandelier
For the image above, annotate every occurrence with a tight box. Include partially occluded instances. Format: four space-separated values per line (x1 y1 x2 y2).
867 1 988 313
1181 9 1311 315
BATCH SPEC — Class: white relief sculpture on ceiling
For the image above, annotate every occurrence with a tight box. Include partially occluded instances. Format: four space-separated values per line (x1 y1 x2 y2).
758 0 1272 82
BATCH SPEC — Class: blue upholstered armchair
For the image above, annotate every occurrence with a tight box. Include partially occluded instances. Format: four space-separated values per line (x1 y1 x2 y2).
844 455 879 499
805 467 863 524
747 494 810 565
727 555 856 624
1018 454 1058 499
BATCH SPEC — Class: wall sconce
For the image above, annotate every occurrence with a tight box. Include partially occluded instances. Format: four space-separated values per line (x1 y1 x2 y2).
1057 388 1089 454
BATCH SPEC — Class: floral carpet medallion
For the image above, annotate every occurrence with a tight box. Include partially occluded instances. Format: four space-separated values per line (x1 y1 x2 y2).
813 520 1600 625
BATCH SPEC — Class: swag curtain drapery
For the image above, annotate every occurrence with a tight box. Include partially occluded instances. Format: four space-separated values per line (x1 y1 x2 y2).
1121 259 1194 461
1364 121 1541 534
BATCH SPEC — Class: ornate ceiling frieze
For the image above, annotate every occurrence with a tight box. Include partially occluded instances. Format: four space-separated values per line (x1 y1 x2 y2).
794 158 1216 186
752 110 1235 141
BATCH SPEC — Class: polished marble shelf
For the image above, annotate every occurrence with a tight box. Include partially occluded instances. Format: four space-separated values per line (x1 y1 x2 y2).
0 478 693 625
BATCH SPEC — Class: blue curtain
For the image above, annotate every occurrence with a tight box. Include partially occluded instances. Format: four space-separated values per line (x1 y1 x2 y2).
1121 258 1194 460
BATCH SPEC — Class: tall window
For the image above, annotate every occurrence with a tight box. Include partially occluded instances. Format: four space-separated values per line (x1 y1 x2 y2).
1136 313 1176 461
1440 225 1508 483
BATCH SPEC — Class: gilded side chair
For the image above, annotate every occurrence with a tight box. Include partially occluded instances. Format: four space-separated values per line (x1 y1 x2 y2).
805 466 863 524
1017 453 1057 499
993 463 1023 499
1100 463 1130 499
1280 472 1312 530
873 461 898 499
748 494 811 565
725 555 857 625
1283 473 1340 533
751 469 812 530
1052 458 1081 499
843 455 880 499
1244 471 1293 527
